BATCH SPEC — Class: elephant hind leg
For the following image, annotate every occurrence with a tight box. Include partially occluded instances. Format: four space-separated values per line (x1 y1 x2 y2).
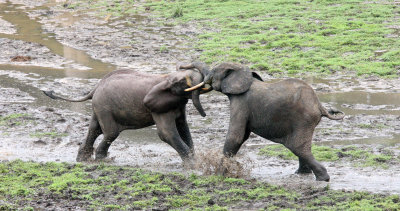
76 113 103 162
95 114 121 161
95 131 120 161
284 132 330 182
295 157 313 174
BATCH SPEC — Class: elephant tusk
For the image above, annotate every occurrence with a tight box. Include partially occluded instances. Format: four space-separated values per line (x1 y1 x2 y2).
202 87 211 91
179 64 195 69
185 82 204 92
185 76 192 87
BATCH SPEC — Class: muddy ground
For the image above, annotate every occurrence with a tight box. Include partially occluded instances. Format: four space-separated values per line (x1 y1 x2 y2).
1 0 400 201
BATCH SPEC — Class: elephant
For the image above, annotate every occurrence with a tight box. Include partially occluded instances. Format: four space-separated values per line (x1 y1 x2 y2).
43 64 209 164
182 62 345 181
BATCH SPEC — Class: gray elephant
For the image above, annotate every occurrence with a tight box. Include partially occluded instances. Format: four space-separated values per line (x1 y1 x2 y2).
182 62 344 181
43 64 209 163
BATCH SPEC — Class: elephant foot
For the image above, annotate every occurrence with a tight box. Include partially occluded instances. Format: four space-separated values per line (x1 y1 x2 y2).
182 159 196 169
215 158 231 176
295 167 312 174
182 154 196 169
76 147 94 162
94 152 108 161
315 173 330 182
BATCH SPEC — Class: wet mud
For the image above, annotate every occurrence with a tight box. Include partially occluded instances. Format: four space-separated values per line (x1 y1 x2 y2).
0 0 399 196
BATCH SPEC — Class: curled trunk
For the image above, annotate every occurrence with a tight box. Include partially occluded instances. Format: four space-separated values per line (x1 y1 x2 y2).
178 61 210 77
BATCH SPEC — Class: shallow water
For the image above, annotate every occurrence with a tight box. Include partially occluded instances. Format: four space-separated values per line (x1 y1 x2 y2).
0 1 115 75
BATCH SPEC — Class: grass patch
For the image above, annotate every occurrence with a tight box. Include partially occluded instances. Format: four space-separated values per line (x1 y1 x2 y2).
259 144 340 161
68 0 399 76
30 130 68 138
0 113 28 126
144 0 399 76
259 144 398 168
1 160 399 210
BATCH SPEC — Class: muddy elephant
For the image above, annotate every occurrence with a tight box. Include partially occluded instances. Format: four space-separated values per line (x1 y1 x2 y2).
43 64 209 164
182 62 345 181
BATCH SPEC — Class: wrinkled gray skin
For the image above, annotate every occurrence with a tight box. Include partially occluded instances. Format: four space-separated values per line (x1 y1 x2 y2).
43 66 208 164
182 62 345 181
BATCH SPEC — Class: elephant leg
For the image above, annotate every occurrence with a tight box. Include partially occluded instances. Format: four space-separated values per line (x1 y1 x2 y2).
295 158 313 174
94 115 120 161
218 114 250 176
175 110 193 155
284 131 330 181
152 112 193 163
76 113 102 162
95 131 120 161
222 111 249 157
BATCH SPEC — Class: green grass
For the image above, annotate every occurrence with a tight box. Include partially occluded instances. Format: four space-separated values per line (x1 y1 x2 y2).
1 160 399 210
144 0 399 77
259 144 398 168
30 130 68 138
0 113 28 126
68 0 399 76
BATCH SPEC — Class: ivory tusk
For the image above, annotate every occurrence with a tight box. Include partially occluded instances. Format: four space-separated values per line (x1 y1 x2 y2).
184 82 204 92
177 63 194 71
185 76 192 87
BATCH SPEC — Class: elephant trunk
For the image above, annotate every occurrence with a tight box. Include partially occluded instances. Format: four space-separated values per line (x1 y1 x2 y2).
178 61 210 77
192 89 206 117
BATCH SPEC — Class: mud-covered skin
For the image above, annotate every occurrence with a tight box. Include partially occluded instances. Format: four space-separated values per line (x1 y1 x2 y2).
186 62 345 181
44 69 206 163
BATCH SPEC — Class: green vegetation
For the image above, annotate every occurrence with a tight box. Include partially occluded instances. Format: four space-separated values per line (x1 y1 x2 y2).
69 0 400 76
30 130 68 138
146 0 400 76
259 144 399 168
159 45 169 53
0 113 28 126
1 160 399 210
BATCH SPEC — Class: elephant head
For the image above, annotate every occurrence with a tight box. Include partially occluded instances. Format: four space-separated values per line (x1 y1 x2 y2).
143 67 208 117
185 62 262 95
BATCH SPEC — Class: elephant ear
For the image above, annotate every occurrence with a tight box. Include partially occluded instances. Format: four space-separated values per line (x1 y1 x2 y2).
221 68 253 94
143 80 188 113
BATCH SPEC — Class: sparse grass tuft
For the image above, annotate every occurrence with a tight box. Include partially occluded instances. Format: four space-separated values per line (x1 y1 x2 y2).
30 130 68 138
172 5 183 18
0 113 28 126
259 144 398 168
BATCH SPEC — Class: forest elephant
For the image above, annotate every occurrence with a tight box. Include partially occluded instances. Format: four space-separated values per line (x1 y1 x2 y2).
43 64 210 164
182 62 345 181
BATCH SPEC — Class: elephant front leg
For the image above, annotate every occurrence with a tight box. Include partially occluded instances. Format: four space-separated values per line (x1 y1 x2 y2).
223 105 250 157
153 112 194 165
175 109 194 155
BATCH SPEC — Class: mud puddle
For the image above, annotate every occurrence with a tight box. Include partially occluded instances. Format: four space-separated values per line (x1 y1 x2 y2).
0 0 400 195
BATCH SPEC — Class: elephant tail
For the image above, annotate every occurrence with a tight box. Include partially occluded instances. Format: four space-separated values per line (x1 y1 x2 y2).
43 87 96 102
319 104 345 120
